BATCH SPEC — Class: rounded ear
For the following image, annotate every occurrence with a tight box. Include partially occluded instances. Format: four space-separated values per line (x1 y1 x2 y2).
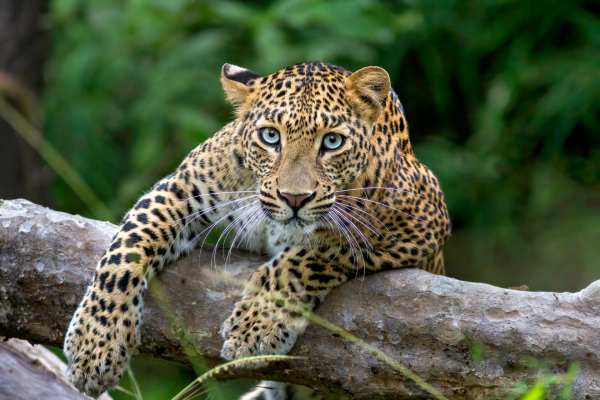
221 63 262 107
345 66 391 123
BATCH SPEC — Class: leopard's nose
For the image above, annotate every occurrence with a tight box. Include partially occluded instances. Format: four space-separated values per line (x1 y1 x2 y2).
277 190 315 214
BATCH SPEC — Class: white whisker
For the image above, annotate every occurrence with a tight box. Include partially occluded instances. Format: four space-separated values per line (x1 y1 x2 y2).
329 211 360 271
335 199 395 242
193 199 259 259
212 201 260 269
225 204 263 266
169 189 259 210
333 204 380 238
171 195 259 246
331 208 371 250
334 186 428 200
336 195 425 221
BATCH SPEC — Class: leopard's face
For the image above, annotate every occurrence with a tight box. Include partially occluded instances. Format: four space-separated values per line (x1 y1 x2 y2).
222 62 390 240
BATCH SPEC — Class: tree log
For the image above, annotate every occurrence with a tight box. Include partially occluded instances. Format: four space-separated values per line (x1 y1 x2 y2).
0 337 112 400
0 199 599 399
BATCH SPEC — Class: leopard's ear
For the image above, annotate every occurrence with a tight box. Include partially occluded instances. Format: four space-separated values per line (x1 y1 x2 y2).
345 66 391 124
221 63 262 111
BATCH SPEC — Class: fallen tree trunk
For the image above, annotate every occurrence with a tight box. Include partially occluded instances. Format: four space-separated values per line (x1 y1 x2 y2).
0 338 112 400
0 198 599 399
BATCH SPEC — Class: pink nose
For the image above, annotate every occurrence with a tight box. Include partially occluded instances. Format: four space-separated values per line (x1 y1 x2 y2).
277 191 314 211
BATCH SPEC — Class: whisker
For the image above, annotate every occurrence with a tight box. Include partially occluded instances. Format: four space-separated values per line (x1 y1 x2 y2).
327 213 350 258
216 204 259 269
337 209 368 276
336 195 426 221
331 208 369 277
192 200 259 258
169 189 259 211
331 208 372 250
329 210 361 271
303 229 315 256
335 199 396 242
223 206 257 258
316 215 343 270
333 204 380 238
176 195 259 223
243 209 270 247
171 195 259 246
334 186 428 200
225 204 264 266
212 201 260 269
232 207 263 248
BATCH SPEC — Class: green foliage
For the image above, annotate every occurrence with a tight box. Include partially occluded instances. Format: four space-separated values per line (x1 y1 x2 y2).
507 362 579 400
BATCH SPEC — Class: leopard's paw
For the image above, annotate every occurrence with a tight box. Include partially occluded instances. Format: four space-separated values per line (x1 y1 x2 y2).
64 294 140 398
220 299 306 361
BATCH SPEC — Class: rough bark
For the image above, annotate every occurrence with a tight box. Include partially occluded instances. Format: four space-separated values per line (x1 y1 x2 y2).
0 337 112 400
0 0 52 206
0 199 599 399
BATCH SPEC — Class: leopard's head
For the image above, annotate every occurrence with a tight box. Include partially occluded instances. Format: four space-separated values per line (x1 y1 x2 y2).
222 62 390 236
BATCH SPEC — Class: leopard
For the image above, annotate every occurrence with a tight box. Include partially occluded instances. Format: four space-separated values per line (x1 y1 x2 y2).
64 61 450 399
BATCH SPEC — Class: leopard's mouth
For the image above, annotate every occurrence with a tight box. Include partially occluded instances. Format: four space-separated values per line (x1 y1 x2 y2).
281 216 307 227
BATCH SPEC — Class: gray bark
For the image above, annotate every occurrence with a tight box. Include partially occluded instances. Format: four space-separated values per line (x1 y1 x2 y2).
0 338 112 400
0 199 599 399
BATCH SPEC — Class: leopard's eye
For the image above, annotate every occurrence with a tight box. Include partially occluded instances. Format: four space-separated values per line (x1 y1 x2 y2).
259 127 280 146
322 133 345 151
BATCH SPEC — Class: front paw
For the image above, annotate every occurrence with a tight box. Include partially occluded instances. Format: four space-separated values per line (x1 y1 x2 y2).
220 298 307 361
64 300 139 398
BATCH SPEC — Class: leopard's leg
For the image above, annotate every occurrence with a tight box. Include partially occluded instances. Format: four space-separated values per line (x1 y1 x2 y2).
220 245 348 360
63 130 251 398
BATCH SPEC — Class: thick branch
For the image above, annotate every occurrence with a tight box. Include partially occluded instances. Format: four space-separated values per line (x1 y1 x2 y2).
0 338 112 400
1 199 599 399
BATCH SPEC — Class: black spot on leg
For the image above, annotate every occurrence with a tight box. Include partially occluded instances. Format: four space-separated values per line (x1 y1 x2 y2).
99 272 109 290
381 261 394 270
122 222 137 232
142 228 159 241
125 233 141 247
118 271 131 292
136 213 148 224
151 208 167 222
106 274 116 293
134 199 151 210
108 254 122 265
169 183 185 200
109 239 122 251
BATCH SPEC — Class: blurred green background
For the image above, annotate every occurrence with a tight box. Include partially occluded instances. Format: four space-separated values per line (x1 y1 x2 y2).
38 0 599 398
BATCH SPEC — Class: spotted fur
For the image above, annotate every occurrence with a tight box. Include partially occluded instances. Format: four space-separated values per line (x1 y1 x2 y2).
64 62 450 398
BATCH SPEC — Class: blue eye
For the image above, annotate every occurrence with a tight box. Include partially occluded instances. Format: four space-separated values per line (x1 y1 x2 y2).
322 133 344 150
259 127 280 146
